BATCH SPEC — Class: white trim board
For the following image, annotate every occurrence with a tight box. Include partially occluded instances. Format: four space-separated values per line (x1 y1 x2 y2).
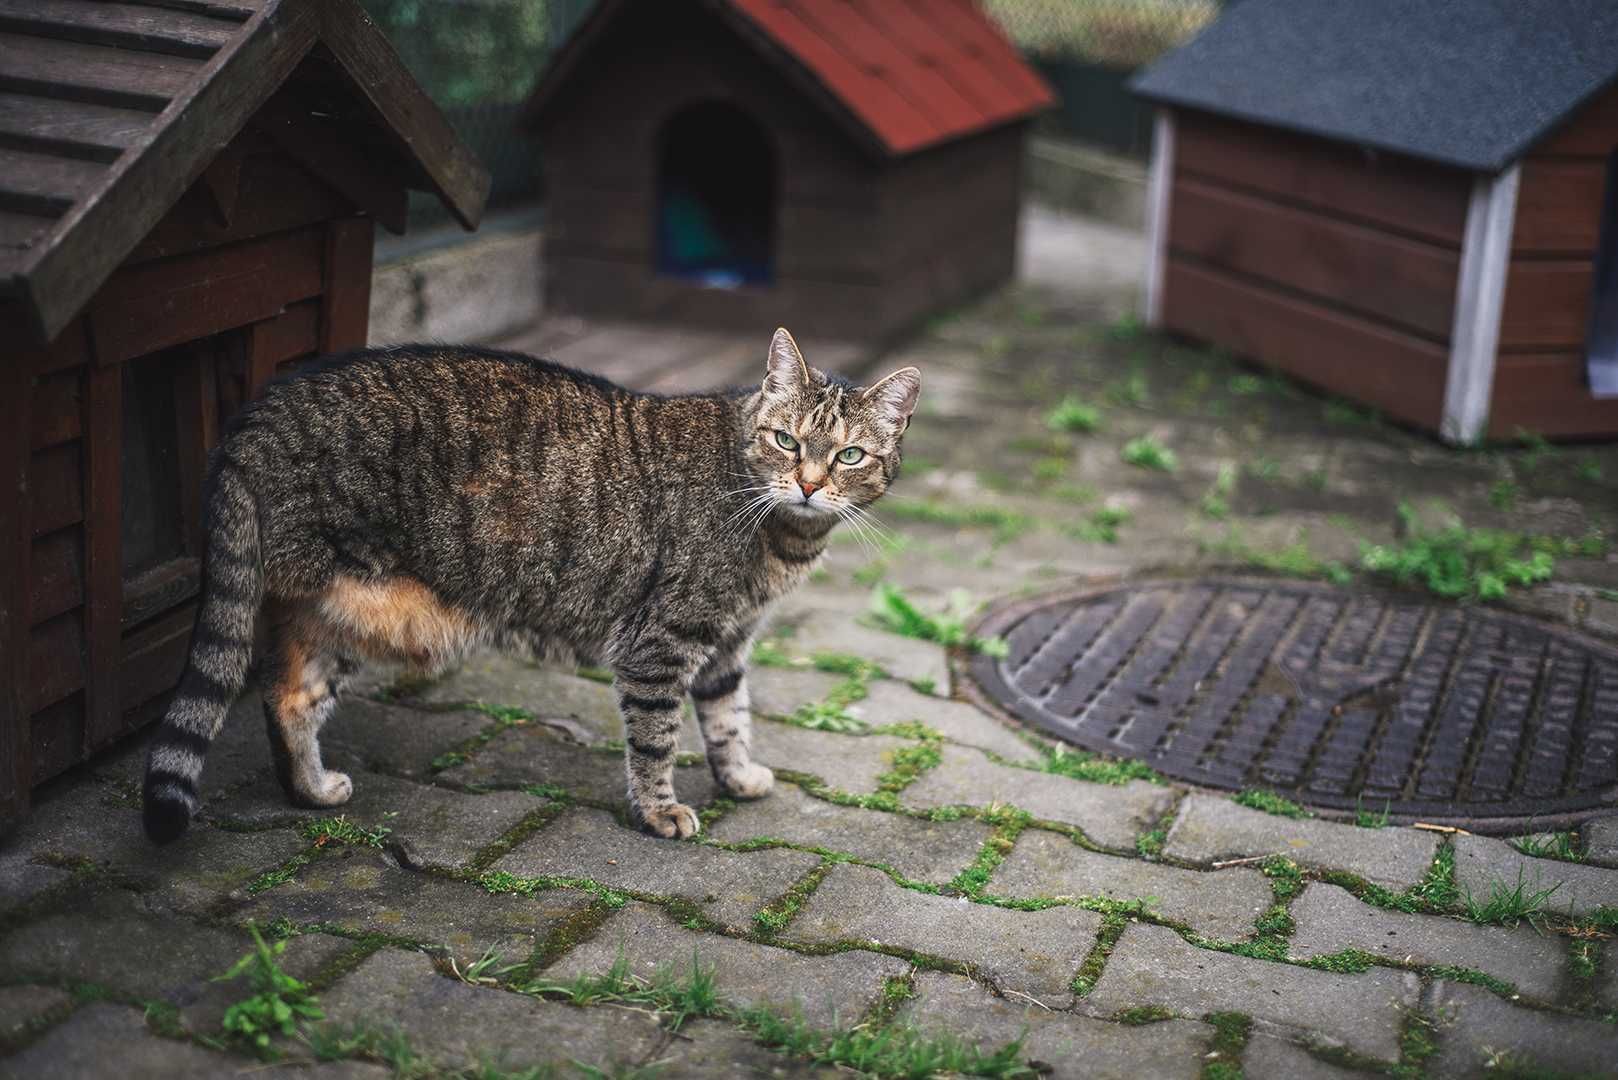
1441 164 1520 444
1142 109 1176 328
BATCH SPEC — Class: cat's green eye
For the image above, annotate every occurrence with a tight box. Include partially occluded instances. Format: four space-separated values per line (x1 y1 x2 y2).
774 430 798 452
836 446 866 465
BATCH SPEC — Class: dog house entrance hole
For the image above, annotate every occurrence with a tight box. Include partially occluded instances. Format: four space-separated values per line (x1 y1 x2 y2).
657 101 775 288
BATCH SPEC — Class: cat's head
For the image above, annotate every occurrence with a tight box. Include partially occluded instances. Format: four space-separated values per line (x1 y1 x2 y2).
744 328 920 521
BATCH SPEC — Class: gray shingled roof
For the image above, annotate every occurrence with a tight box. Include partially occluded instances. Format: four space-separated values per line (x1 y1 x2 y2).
1132 0 1618 172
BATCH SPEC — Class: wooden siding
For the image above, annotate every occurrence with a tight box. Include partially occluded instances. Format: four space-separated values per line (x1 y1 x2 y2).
1489 82 1618 438
1161 109 1472 431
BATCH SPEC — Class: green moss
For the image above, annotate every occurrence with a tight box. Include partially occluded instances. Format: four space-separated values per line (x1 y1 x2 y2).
246 850 316 895
1260 856 1304 902
1570 939 1600 981
1428 965 1516 997
1039 744 1161 786
811 652 885 679
300 816 390 849
754 862 833 937
1393 1009 1439 1080
1071 914 1128 996
879 498 1033 544
949 811 1030 897
876 742 944 796
751 641 795 667
1300 949 1375 974
1254 905 1294 938
1115 1005 1175 1025
1135 828 1167 859
1202 1011 1251 1080
575 665 615 684
1232 789 1311 819
476 870 627 910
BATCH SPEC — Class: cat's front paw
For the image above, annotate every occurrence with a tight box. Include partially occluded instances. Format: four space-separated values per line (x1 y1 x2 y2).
718 762 774 799
635 801 700 839
294 770 353 808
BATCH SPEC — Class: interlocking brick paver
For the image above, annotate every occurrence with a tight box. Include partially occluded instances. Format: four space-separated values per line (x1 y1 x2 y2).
1288 884 1564 1001
992 828 1271 940
0 986 70 1045
240 847 595 968
546 901 906 1028
321 698 495 779
1164 794 1439 890
1243 1035 1366 1079
1425 979 1618 1079
650 1018 833 1077
1085 923 1417 1061
707 781 990 883
1583 813 1618 868
899 745 1174 849
1453 834 1618 917
899 972 1205 1080
493 806 820 928
754 721 918 795
789 863 1100 1001
0 1003 391 1080
0 892 257 1005
321 948 668 1073
439 726 719 808
748 666 846 719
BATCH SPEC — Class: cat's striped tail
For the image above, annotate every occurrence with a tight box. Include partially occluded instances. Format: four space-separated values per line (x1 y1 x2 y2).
142 461 263 844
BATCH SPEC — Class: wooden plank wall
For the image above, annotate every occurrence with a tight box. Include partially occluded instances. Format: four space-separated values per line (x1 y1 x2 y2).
1489 83 1618 439
11 137 375 813
538 5 895 340
1160 111 1474 430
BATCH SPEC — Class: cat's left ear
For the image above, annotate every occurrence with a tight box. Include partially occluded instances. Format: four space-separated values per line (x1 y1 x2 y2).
860 367 921 430
764 327 809 398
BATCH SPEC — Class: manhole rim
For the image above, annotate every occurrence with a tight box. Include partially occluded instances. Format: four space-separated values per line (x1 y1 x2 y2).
960 573 1618 836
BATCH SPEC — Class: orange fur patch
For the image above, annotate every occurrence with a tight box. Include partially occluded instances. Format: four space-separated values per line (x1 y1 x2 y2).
316 576 475 667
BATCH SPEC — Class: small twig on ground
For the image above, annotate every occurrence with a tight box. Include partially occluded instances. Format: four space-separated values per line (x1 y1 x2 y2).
1211 854 1278 869
1000 988 1053 1011
1412 823 1471 834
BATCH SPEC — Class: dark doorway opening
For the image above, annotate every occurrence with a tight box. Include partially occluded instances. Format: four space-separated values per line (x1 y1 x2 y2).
656 101 775 287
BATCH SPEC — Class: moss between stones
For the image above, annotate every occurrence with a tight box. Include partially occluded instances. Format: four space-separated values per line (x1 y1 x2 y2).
462 801 569 874
1071 914 1128 996
1114 1004 1175 1025
949 809 1030 896
1392 1008 1439 1080
1202 1011 1252 1080
426 702 533 773
520 898 624 982
1232 789 1311 819
754 861 833 937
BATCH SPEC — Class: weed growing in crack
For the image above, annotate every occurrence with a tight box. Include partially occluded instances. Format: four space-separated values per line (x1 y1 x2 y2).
1463 869 1562 929
1510 831 1583 863
1233 789 1311 819
1202 1011 1252 1080
1354 799 1391 829
1135 827 1167 859
301 816 391 849
1428 965 1517 997
754 863 833 937
1300 948 1375 974
1199 463 1237 520
868 583 1008 657
950 808 1030 896
751 641 794 667
1393 1008 1440 1080
742 1008 1034 1078
1063 505 1131 544
214 923 324 1057
1046 396 1101 434
1071 914 1127 996
1121 435 1177 472
1040 744 1161 786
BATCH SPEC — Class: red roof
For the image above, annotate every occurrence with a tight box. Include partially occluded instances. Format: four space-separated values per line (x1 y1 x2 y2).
526 0 1054 157
726 0 1054 155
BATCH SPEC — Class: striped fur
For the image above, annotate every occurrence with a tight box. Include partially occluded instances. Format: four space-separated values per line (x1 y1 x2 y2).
141 329 919 843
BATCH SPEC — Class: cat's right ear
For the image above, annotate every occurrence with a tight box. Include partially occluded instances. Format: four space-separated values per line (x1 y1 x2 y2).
763 327 809 398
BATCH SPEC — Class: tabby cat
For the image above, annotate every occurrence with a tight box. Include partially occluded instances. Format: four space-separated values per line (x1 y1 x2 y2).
142 329 920 843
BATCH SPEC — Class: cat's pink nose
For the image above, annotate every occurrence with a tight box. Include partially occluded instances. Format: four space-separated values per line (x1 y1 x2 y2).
799 480 819 498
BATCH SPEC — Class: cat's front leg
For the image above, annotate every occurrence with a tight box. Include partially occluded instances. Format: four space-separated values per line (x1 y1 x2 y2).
615 664 701 838
691 650 773 800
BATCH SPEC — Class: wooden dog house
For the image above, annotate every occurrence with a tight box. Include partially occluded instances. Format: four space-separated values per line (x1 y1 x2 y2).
0 0 489 826
523 0 1054 342
1133 0 1618 442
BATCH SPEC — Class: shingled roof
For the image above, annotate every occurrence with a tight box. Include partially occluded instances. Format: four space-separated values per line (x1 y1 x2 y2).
525 0 1054 158
0 0 490 343
1132 0 1618 173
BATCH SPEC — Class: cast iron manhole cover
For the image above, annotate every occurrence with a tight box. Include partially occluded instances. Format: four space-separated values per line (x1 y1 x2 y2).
970 579 1618 830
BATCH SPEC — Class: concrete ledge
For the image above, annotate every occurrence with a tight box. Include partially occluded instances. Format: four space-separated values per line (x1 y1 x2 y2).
1025 136 1147 230
369 205 545 345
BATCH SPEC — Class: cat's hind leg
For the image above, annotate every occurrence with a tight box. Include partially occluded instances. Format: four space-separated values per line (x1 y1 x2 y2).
262 604 353 808
692 646 773 799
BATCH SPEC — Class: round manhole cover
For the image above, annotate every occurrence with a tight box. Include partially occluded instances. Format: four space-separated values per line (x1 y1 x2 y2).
969 578 1618 830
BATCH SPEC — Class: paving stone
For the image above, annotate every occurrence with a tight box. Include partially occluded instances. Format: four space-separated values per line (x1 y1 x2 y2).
1601 942 1618 1010
240 847 594 968
748 665 846 719
493 806 821 929
0 891 255 1006
1164 794 1440 890
321 698 493 779
89 691 280 794
546 901 906 1028
321 947 668 1073
990 829 1271 941
1425 979 1618 1079
754 720 918 796
1288 884 1565 1001
180 931 355 1035
649 1018 834 1078
0 985 70 1046
899 971 1205 1080
1453 834 1618 917
707 781 990 884
782 607 950 689
1243 1035 1366 1080
790 863 1100 1002
439 725 719 809
0 1003 390 1080
1085 923 1416 1061
898 746 1174 850
1584 813 1618 868
142 826 310 913
857 680 1042 763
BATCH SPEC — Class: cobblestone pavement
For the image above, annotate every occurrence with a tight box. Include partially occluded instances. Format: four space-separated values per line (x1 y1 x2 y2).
5 209 1618 1078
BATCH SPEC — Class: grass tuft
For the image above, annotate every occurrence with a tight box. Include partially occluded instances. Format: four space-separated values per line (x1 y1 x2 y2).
213 923 324 1057
1462 869 1561 929
1509 831 1583 863
1120 435 1178 472
868 584 1008 657
1041 744 1161 786
1233 789 1311 819
1046 396 1101 434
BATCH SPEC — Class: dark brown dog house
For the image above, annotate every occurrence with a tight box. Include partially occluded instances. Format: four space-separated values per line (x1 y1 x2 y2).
1133 0 1618 442
523 0 1055 342
0 0 489 826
